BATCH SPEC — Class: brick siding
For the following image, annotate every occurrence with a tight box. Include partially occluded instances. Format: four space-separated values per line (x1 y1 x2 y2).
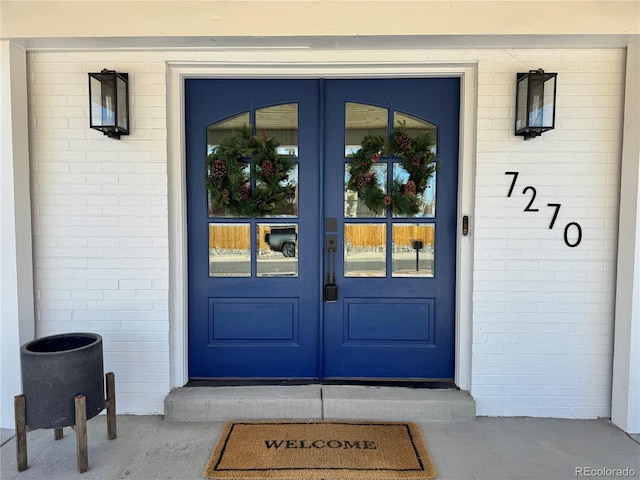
27 48 625 417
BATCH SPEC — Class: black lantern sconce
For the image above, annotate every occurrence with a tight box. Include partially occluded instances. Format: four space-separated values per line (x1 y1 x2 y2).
88 69 129 139
515 68 557 140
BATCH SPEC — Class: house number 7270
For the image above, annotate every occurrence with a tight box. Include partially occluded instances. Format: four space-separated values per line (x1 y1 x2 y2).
505 171 582 248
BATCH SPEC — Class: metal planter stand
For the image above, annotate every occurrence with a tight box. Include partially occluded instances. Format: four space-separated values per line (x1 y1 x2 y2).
14 333 116 473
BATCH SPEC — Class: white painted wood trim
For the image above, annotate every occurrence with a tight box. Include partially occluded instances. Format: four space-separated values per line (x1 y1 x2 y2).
612 39 640 435
167 59 477 390
0 41 35 428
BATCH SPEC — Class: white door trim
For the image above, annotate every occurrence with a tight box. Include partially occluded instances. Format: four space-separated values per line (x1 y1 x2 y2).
167 59 477 391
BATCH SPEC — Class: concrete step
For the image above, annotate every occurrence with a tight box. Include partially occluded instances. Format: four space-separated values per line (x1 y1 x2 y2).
164 385 323 422
164 385 475 423
322 385 476 422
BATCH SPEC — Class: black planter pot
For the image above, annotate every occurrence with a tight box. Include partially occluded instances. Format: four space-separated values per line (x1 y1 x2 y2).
20 333 105 429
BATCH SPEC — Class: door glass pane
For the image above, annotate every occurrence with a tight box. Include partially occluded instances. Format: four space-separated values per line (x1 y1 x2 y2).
393 111 437 151
257 224 298 277
345 103 388 156
345 163 387 218
207 112 250 155
209 223 250 277
256 104 299 158
392 163 436 218
392 224 434 277
207 163 251 217
257 163 298 217
392 111 437 218
344 223 386 277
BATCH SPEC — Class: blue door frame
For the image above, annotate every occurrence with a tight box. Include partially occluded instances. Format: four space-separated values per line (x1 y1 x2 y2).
186 78 459 380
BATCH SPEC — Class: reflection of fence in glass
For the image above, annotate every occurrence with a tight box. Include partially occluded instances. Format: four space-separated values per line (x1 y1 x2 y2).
344 223 386 277
208 224 298 278
344 224 434 248
209 224 251 251
344 224 385 249
209 224 298 252
208 223 251 277
392 224 435 251
392 224 435 277
343 223 434 277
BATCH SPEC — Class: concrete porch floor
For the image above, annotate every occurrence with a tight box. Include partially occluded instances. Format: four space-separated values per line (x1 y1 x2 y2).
1 415 639 480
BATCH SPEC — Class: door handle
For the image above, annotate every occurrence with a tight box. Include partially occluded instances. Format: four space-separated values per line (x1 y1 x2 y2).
324 235 337 302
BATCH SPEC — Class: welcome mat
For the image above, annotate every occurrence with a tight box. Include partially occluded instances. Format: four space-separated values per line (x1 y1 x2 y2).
204 421 437 480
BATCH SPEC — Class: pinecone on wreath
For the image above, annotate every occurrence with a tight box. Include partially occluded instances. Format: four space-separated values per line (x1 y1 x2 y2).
210 160 227 178
404 180 417 197
261 160 274 177
356 175 368 190
396 133 413 152
237 182 250 200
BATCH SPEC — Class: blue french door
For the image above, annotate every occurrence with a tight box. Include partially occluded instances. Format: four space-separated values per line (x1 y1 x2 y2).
186 79 321 378
186 78 459 380
323 79 459 379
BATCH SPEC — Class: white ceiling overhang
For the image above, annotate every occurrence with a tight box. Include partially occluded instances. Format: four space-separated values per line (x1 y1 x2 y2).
6 34 638 51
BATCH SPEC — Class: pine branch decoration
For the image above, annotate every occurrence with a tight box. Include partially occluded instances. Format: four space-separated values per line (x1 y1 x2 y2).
348 120 440 216
205 121 440 218
205 126 296 217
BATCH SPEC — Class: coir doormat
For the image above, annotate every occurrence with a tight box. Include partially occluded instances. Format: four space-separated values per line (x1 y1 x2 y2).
204 421 437 480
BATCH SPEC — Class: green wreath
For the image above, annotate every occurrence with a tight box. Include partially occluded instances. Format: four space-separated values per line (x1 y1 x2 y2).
206 122 439 218
205 125 296 217
347 121 439 216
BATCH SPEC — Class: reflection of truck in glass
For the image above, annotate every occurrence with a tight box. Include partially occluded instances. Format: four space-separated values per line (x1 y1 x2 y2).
264 227 297 258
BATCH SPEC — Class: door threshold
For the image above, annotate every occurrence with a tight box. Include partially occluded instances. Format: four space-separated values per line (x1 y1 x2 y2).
185 378 457 389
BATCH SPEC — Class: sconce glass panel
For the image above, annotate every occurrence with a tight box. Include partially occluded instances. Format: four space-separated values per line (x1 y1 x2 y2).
90 75 114 128
116 77 128 131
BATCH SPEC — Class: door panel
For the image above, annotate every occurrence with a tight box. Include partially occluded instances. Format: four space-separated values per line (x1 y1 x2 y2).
323 79 459 379
186 79 320 378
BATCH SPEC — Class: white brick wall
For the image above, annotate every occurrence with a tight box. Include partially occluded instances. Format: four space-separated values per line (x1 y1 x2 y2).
29 52 169 414
472 49 624 417
27 48 625 418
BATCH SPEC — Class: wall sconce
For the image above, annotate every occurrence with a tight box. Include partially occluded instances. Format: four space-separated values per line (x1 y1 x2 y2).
515 68 557 140
88 69 129 139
